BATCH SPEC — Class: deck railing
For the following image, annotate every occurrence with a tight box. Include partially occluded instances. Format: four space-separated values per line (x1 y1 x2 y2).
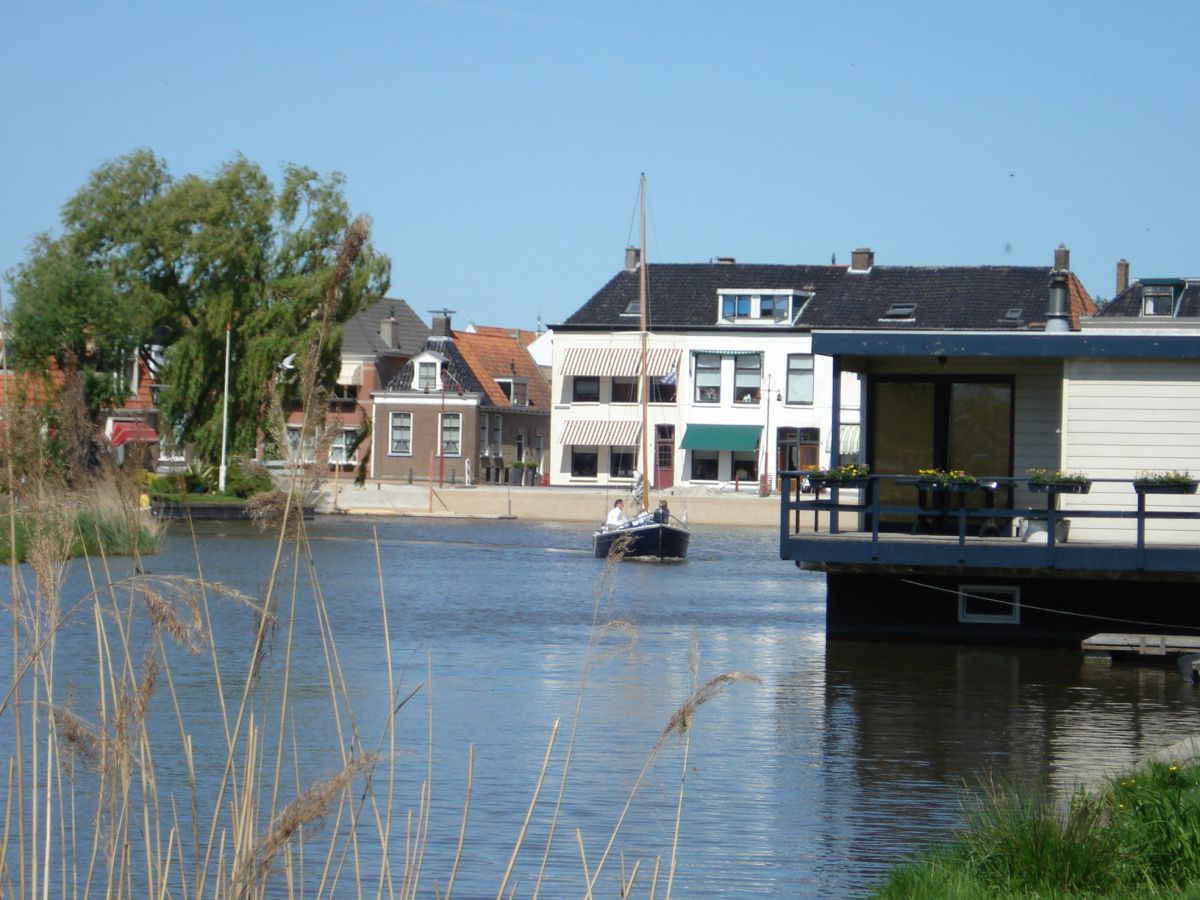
779 472 1200 565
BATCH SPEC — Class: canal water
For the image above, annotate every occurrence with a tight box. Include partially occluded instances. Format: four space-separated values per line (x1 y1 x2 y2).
8 516 1200 897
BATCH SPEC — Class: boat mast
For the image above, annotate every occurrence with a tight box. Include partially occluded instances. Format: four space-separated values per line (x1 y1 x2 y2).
639 174 650 503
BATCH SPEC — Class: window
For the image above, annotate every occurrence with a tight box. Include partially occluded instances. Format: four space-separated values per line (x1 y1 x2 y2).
691 451 718 481
611 377 638 403
760 296 789 321
650 375 676 403
533 431 544 466
734 355 761 403
571 446 598 477
881 303 916 320
732 452 758 482
958 585 1020 624
440 412 462 456
787 354 814 404
329 427 359 464
694 354 721 403
286 427 316 463
492 414 503 455
389 412 413 455
515 430 526 461
573 376 600 403
417 362 437 390
331 383 359 402
721 294 751 320
610 446 636 478
1143 286 1174 317
480 416 490 457
498 378 530 406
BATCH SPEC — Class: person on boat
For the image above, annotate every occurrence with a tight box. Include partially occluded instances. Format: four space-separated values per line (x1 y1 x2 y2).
632 505 651 526
606 499 627 528
653 499 670 524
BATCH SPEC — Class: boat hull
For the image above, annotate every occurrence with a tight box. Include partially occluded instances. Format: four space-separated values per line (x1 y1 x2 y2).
593 522 690 560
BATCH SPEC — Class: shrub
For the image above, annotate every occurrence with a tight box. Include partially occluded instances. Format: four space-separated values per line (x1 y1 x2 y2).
223 458 274 498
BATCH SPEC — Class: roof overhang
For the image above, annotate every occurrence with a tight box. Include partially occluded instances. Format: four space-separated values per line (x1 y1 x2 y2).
812 329 1200 361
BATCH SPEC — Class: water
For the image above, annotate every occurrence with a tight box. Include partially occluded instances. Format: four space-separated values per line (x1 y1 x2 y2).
6 516 1200 897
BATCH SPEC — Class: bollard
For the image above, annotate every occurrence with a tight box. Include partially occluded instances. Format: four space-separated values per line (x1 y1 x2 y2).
450 468 456 485
407 468 413 484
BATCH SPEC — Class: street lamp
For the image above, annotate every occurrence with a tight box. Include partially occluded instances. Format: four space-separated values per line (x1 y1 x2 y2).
761 374 783 495
433 367 465 488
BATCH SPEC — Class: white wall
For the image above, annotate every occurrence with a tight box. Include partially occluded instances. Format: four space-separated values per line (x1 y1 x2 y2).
549 330 860 488
1063 358 1200 543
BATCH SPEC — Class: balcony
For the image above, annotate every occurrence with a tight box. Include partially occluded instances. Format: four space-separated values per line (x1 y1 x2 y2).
778 473 1200 579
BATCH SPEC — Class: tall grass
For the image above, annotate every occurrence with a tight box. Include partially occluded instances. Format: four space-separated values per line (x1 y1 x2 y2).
1 219 758 898
875 762 1200 898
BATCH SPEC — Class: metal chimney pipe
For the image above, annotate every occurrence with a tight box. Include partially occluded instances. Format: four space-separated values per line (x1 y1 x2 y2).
1045 270 1071 333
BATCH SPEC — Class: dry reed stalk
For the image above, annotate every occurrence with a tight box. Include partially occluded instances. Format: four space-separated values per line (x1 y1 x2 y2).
496 718 560 900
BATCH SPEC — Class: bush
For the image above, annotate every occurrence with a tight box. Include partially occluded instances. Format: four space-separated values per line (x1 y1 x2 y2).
224 458 274 499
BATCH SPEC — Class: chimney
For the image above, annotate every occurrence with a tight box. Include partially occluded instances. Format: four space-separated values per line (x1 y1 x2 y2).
429 308 455 338
850 247 874 272
625 246 641 271
1044 270 1071 333
380 313 397 349
1116 259 1130 295
1054 244 1070 271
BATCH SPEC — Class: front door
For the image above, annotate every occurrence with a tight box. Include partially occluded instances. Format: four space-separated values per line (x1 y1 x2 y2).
655 425 675 490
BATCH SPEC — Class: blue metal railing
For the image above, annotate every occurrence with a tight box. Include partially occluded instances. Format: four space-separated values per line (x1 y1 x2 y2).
778 472 1200 568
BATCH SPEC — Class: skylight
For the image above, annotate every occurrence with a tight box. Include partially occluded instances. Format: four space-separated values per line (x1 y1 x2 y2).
881 303 916 320
1003 308 1023 321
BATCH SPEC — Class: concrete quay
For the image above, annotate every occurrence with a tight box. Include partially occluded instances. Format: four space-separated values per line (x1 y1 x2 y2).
313 479 785 527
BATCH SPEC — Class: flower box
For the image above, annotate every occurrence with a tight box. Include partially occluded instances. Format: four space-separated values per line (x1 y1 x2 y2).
1028 480 1092 495
913 479 980 493
1133 480 1199 495
807 477 869 491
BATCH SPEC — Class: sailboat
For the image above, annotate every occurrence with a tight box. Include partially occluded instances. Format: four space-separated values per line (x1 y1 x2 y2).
593 176 691 561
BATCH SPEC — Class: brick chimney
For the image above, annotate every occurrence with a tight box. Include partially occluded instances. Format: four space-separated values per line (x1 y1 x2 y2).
429 308 455 338
1054 244 1070 271
380 309 397 349
849 247 874 272
1116 259 1130 295
625 246 641 271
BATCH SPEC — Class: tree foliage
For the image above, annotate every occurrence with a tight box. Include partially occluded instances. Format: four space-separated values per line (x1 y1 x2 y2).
6 150 390 459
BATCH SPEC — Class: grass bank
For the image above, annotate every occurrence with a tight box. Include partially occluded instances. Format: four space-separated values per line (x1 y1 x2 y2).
875 760 1200 898
0 482 162 563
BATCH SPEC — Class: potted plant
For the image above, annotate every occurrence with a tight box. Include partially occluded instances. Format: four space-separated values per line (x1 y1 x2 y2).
806 464 870 490
1027 468 1092 494
1133 470 1199 495
523 460 539 486
507 462 524 485
914 468 979 491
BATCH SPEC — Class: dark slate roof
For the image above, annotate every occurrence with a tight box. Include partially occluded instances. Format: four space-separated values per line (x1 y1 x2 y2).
343 296 430 357
559 263 1094 331
386 337 484 393
1097 280 1200 318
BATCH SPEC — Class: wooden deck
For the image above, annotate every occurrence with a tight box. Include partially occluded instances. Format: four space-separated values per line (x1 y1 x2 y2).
1082 633 1200 656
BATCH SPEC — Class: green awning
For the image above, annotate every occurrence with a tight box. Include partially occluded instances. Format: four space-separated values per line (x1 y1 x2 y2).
680 424 762 452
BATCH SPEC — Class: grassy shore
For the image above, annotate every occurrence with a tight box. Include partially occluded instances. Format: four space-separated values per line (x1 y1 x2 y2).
875 760 1200 898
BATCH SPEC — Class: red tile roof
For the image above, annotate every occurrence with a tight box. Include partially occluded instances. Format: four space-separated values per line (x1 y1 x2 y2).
452 329 551 410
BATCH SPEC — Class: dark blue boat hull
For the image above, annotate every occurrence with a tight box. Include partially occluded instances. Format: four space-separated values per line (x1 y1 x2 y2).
593 522 690 560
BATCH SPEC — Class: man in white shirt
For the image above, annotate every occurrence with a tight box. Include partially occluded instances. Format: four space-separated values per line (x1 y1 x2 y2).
605 499 626 528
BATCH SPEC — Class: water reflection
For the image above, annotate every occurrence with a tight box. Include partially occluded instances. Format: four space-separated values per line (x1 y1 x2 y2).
2 517 1197 896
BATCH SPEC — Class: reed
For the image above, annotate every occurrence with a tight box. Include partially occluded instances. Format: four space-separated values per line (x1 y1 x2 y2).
1 219 758 898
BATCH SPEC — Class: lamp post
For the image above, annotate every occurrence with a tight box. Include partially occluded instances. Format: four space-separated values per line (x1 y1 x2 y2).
436 369 465 488
218 321 230 493
761 375 782 496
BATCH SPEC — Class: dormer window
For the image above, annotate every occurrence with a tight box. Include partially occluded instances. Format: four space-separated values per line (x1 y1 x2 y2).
497 377 530 406
417 361 438 390
1143 285 1175 317
621 298 641 317
881 303 916 321
717 291 804 326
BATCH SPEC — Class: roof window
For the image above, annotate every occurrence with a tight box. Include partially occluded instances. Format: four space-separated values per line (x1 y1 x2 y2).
881 303 916 321
1003 308 1023 322
1142 285 1175 317
717 291 805 326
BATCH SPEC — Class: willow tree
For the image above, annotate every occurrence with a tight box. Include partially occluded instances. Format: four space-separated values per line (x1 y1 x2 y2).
6 149 390 460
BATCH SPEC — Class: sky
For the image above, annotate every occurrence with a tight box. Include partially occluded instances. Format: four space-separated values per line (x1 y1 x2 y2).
3 1 1198 331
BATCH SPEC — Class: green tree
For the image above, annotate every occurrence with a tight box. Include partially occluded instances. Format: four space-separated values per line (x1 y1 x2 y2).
6 150 390 460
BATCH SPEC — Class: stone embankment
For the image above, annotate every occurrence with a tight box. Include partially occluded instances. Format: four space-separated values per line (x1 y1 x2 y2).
313 479 784 527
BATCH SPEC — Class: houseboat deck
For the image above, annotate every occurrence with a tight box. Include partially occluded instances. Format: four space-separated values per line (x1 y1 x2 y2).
779 473 1200 579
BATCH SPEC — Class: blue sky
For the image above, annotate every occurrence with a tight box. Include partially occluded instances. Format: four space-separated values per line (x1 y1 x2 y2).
3 1 1197 330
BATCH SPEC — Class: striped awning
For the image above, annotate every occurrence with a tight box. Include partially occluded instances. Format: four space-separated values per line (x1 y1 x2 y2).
337 361 363 386
560 347 678 377
557 419 642 446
